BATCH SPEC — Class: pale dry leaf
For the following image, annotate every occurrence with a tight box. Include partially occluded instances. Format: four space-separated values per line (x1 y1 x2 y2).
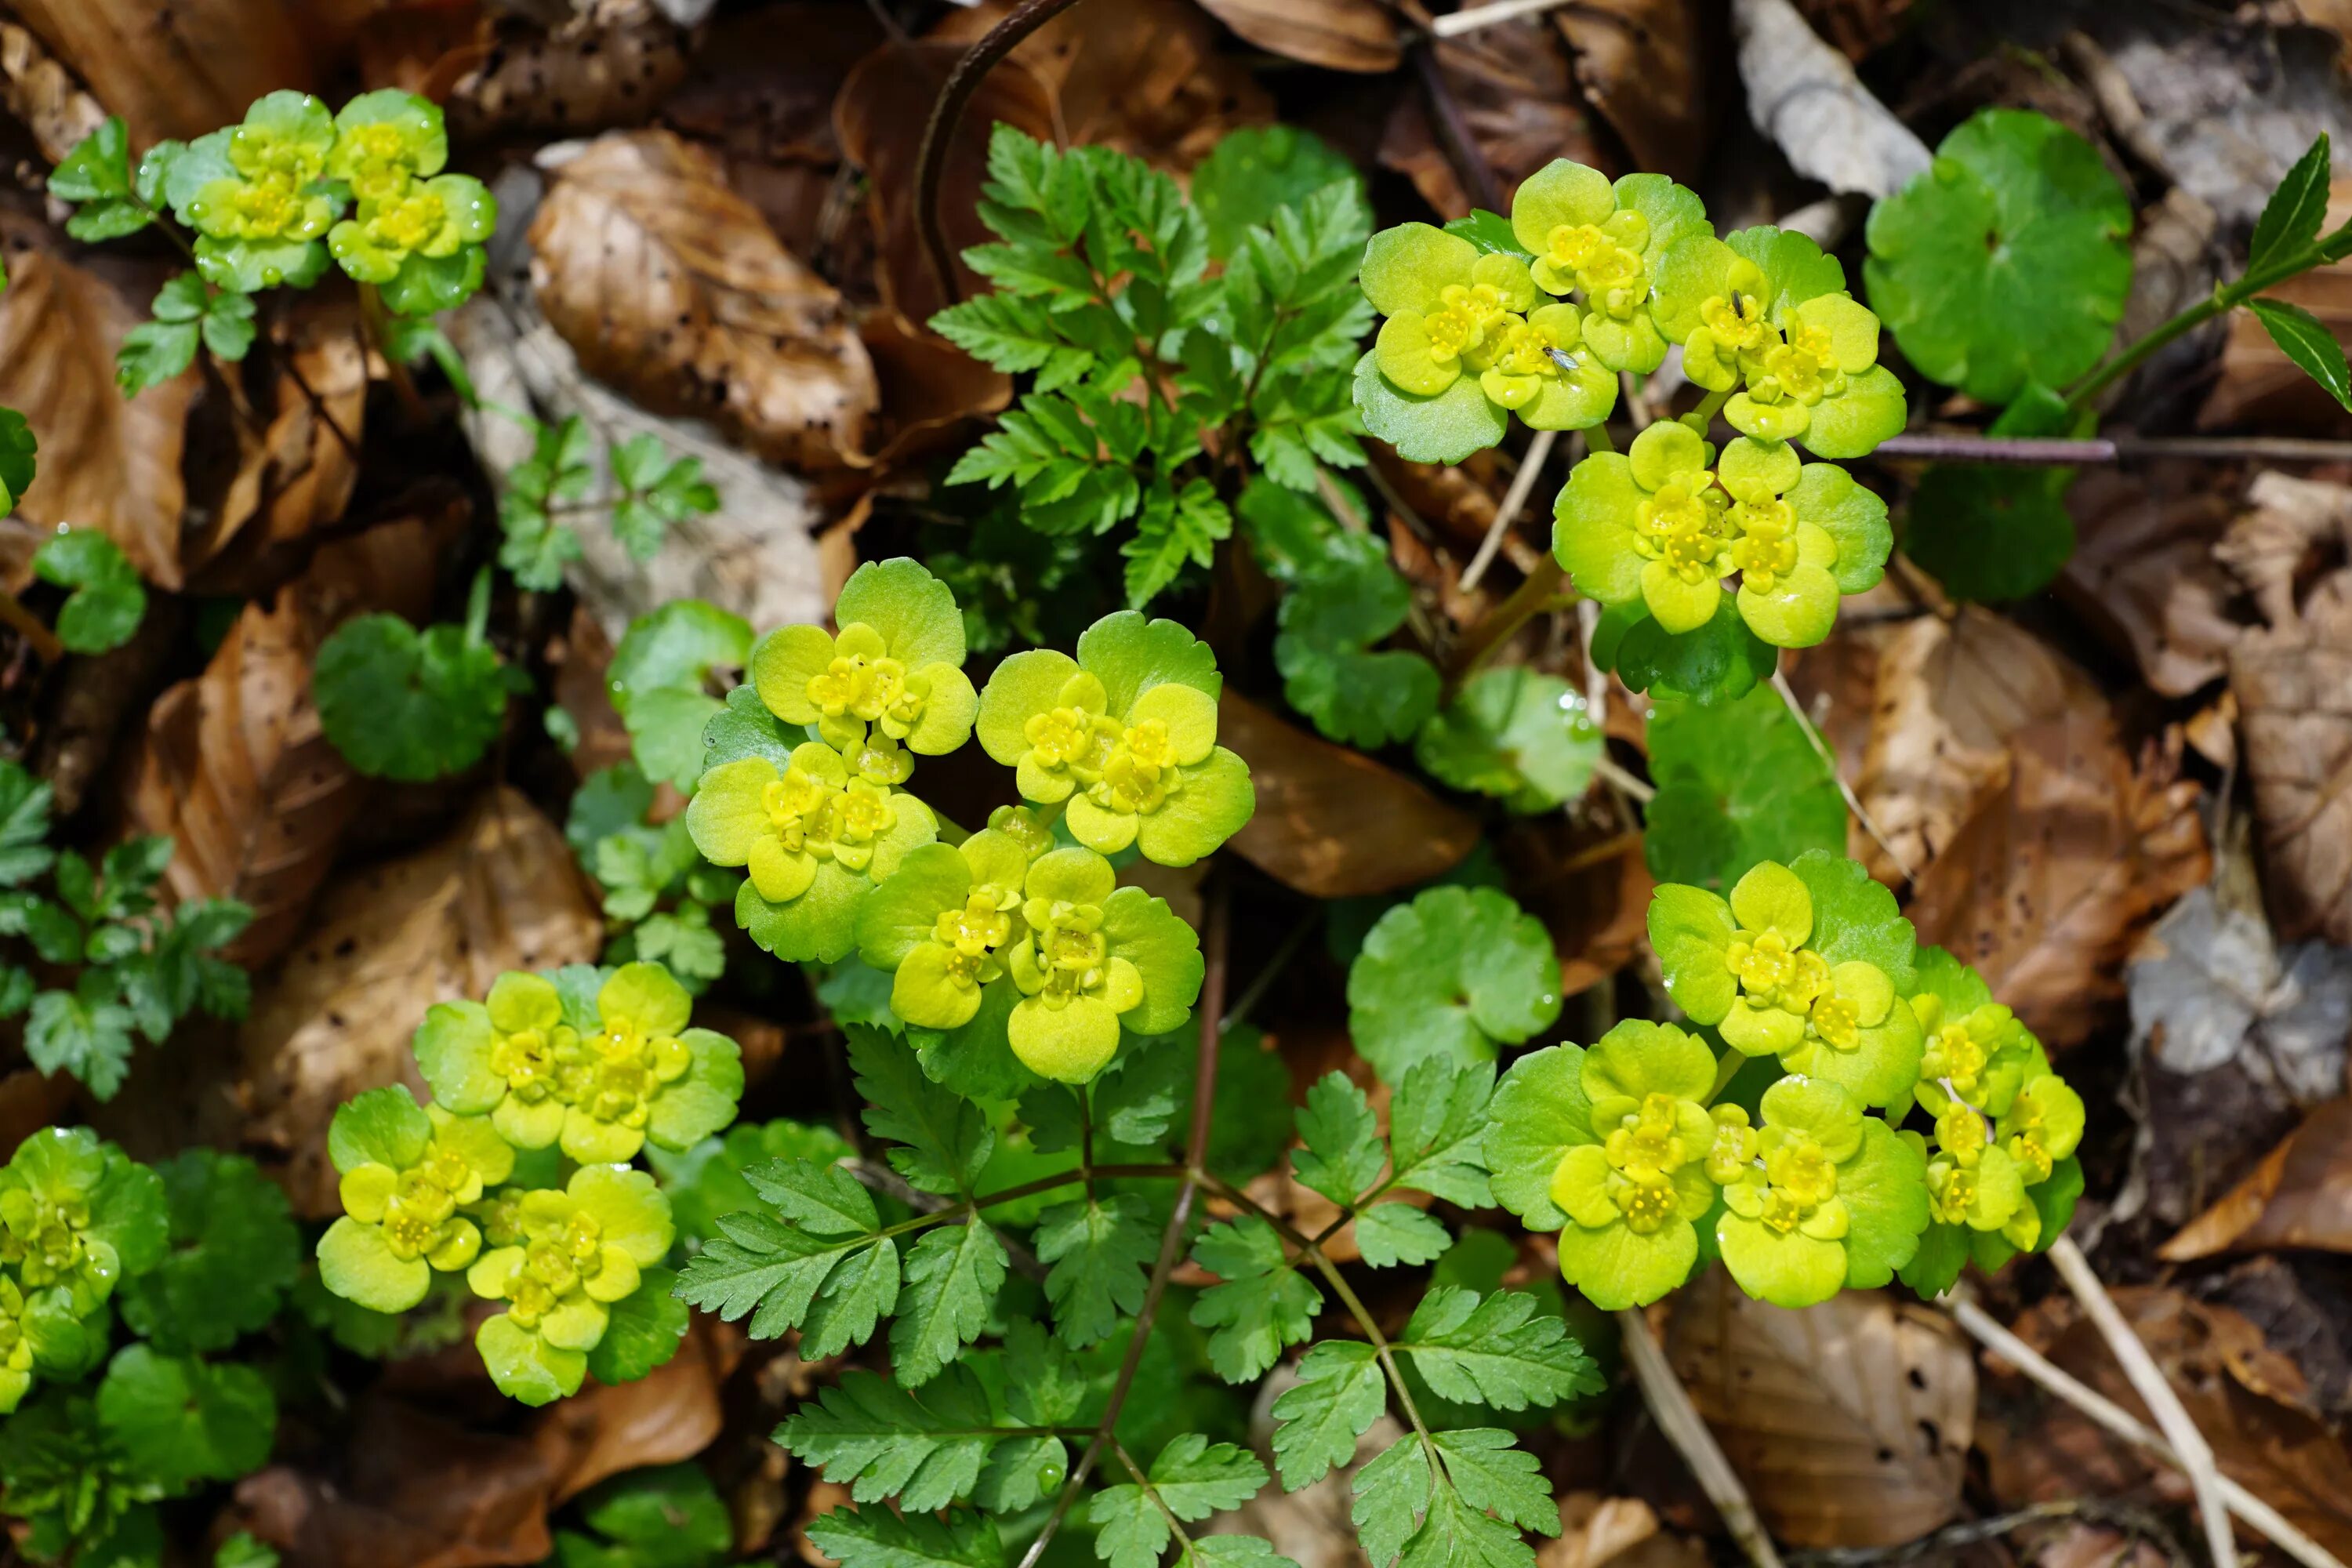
6 0 315 147
448 0 693 140
1665 1268 1975 1549
2230 572 2352 946
0 240 194 590
532 1320 733 1505
452 164 829 642
1218 689 1479 899
2162 1098 2352 1261
1554 0 1715 183
1905 709 2211 1049
2216 473 2352 631
2059 465 2241 699
2129 883 2352 1099
1730 0 1929 200
1542 1494 1708 1568
1379 9 1605 220
530 128 880 470
238 787 601 1217
0 19 106 164
1856 608 2102 882
1194 0 1399 73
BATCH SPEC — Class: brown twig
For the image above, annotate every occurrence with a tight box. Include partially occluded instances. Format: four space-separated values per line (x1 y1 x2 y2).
1619 1307 1787 1568
913 0 1089 310
0 590 64 666
1870 431 2352 466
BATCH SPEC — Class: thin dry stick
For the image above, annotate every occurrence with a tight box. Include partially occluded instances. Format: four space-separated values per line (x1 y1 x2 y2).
1593 754 1655 804
1870 432 2352 466
2045 1237 2238 1568
1945 1297 2342 1568
1430 0 1574 35
0 592 64 666
1617 1308 1786 1568
1459 426 1558 593
1769 670 1916 882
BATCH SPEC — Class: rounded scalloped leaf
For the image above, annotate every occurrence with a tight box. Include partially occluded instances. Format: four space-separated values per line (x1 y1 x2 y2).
835 557 969 672
1839 1116 1931 1288
1863 108 2132 404
477 1312 587 1406
1102 885 1206 1037
1353 350 1508 465
1726 226 1848 321
1901 463 2074 603
326 1085 434 1174
1600 600 1777 708
1788 850 1918 994
1791 461 1893 593
1414 666 1599 812
1347 884 1562 1082
1644 685 1845 894
1076 609 1222 710
1484 1044 1595 1230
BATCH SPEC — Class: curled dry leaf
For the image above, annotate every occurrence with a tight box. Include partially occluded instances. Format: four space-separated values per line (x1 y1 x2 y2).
448 0 694 140
1856 608 2101 882
833 39 1056 325
1555 0 1716 183
234 1396 557 1568
2230 572 2352 946
2162 1098 2352 1261
1665 1267 1975 1548
530 129 880 471
0 238 193 590
6 0 314 146
1218 689 1479 899
2060 465 2241 699
31 597 184 818
1380 8 1605 219
0 19 107 164
1730 0 1929 199
2128 880 2352 1100
1541 1494 1708 1568
1979 1287 2352 1563
238 787 601 1217
1904 707 2210 1050
1194 0 1399 74
532 1320 735 1505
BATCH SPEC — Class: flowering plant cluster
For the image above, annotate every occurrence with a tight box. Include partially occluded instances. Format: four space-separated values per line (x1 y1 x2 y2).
315 960 742 1403
0 1131 162 1415
1488 851 2082 1310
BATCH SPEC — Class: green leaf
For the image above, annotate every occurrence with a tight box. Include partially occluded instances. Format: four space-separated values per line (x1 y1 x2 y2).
1276 548 1439 748
806 1504 1005 1568
1440 210 1530 260
1352 1434 1432 1568
1036 1192 1157 1348
1270 1339 1383 1488
1599 601 1777 708
673 1184 897 1352
0 407 37 509
851 1024 993 1196
1483 1044 1595 1231
1292 1071 1385 1207
32 530 146 655
1356 1203 1450 1268
1352 351 1508 466
51 118 154 241
1191 125 1360 260
116 1149 299 1355
1387 1056 1494 1208
1091 1434 1269 1568
1123 478 1232 608
94 1345 274 1494
1347 886 1561 1082
1395 1288 1599 1411
611 600 753 789
1187 1215 1322 1382
1023 1033 1185 1155
313 615 506 782
2251 296 2352 410
1900 461 2075 602
1426 1427 1556 1540
893 1221 1010 1387
2252 134 2332 272
1864 107 2133 403
216 1532 279 1568
1645 685 1844 892
1415 667 1599 812
567 1463 733 1568
781 1363 1012 1511
115 319 198 397
0 761 54 887
585 1265 691 1386
26 975 138 1099
1789 848 1918 991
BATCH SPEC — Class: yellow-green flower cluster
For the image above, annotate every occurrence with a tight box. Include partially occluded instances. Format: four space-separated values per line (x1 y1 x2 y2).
0 1130 163 1413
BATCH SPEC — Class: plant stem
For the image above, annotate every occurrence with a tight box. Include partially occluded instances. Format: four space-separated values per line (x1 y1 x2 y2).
1871 430 2352 466
357 284 429 423
913 0 1090 310
0 592 65 665
1585 422 1616 453
1458 427 1558 594
1444 554 1568 691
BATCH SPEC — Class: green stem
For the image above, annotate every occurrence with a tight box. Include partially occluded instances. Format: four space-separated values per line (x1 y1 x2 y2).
1443 554 1568 691
866 1162 1185 1243
1584 422 1616 454
1686 387 1731 430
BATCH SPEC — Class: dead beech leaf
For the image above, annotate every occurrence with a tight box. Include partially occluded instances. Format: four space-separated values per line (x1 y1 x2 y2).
833 39 1057 326
1218 690 1478 899
1856 608 2101 881
2163 1098 2352 1261
239 788 601 1217
1555 0 1715 183
529 129 880 471
532 1321 734 1505
854 308 1011 480
1194 0 1399 74
1905 709 2210 1049
448 0 693 140
1500 818 1652 996
1665 1268 1975 1548
1541 1494 1708 1568
0 20 107 164
2217 474 2352 630
0 241 193 590
234 1396 557 1568
1730 0 1929 200
1380 10 1605 219
2059 465 2241 699
2127 880 2352 1098
7 0 314 147
1980 1288 2352 1563
2230 572 2352 946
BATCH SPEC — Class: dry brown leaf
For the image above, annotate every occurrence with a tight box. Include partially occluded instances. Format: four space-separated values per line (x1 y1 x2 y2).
7 0 314 147
532 1321 735 1505
2201 182 2352 434
530 129 879 471
551 603 636 779
1980 1288 2352 1563
1788 0 1915 60
852 309 1011 481
1195 0 1399 73
833 40 1057 327
1857 608 2102 881
234 1396 557 1568
1500 819 1652 996
1380 12 1606 219
2231 572 2352 946
2216 473 2352 630
1542 1494 1708 1568
2163 1098 2352 1261
448 0 692 140
238 788 601 1216
2059 465 2242 699
0 19 107 164
1906 709 2210 1049
0 241 193 590
1665 1268 1975 1548
1218 690 1479 899
1555 0 1715 183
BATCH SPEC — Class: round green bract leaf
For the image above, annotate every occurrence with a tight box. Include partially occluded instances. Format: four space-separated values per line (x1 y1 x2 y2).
327 1085 433 1174
1726 226 1848 320
314 614 506 782
411 1000 502 1114
1102 885 1205 1037
1415 666 1599 811
835 557 967 673
855 842 971 970
1902 464 2074 602
648 1028 746 1151
1484 1044 1595 1229
1645 686 1844 893
1788 849 1918 994
1899 1217 1972 1298
1347 884 1561 1081
1838 1116 1930 1288
1552 452 1646 606
1353 350 1508 465
736 857 863 964
376 245 487 316
1863 108 2132 404
1134 746 1254 867
1076 609 1221 710
316 1216 430 1313
117 1150 300 1356
476 1312 587 1406
1791 461 1893 593
1606 602 1776 706
1646 883 1737 1025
